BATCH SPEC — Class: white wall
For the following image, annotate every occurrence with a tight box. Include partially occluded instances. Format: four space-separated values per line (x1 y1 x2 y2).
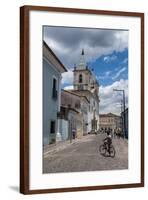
0 0 147 199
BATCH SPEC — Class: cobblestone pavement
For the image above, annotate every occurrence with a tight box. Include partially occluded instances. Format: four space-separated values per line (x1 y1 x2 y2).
43 134 128 173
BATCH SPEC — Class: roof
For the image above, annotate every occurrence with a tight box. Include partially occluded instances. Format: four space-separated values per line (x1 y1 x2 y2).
68 89 99 102
61 105 79 114
43 41 67 72
62 89 90 103
99 113 120 117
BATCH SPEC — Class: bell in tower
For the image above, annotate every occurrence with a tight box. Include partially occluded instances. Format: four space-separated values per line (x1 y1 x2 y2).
73 49 99 92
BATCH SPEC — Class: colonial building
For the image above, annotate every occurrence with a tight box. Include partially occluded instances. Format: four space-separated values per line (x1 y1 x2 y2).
43 41 67 145
64 49 100 134
59 89 90 140
58 90 83 140
99 113 121 131
58 105 81 141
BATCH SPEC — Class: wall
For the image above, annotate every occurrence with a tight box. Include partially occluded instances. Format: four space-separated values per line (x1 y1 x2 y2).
59 119 69 140
74 70 90 90
0 0 147 200
43 58 60 145
61 90 81 110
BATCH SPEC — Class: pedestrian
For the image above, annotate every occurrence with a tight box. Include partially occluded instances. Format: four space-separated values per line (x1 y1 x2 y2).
114 129 117 138
72 128 76 139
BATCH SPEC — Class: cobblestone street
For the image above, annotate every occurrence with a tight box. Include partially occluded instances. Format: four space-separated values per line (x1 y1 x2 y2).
43 134 128 173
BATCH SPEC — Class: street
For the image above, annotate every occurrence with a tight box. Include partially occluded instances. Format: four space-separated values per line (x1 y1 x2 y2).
43 133 128 173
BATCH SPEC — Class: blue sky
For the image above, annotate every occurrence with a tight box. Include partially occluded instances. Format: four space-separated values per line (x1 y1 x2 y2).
89 49 128 86
44 26 128 114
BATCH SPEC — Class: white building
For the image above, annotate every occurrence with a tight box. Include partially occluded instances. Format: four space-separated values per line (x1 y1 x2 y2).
67 49 100 133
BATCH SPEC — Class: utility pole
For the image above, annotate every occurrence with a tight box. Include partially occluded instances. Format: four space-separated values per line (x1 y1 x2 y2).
113 89 126 138
120 100 123 131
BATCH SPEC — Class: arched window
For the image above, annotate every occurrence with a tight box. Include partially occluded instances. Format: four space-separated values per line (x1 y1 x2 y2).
79 74 83 83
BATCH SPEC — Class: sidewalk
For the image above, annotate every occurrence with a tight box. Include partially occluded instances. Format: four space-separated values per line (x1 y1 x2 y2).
43 134 96 157
43 137 83 157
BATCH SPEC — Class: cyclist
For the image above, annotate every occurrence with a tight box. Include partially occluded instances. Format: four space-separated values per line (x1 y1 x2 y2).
103 130 112 154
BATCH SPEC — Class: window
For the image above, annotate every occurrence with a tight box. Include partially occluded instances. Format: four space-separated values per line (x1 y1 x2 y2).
79 74 83 83
75 102 80 109
78 85 83 90
52 77 58 99
50 121 56 134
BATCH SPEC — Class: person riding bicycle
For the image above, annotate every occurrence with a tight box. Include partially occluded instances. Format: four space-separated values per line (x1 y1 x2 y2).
103 130 112 154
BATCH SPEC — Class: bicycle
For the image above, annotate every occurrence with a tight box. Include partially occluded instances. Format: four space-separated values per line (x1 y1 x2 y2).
99 141 116 158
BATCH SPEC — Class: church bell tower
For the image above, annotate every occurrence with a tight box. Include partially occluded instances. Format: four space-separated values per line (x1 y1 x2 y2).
73 49 99 92
73 49 89 91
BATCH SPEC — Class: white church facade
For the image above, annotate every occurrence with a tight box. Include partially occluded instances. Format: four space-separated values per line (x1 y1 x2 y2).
72 49 100 133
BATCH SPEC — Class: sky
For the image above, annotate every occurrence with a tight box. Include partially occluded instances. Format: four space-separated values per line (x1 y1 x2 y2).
43 26 128 115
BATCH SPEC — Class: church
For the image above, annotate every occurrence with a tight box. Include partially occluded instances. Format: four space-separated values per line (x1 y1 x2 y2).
72 49 100 133
59 49 100 140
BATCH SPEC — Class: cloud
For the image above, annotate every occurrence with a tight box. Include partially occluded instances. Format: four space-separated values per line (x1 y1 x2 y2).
63 78 128 115
99 79 128 115
103 55 117 63
62 69 74 85
98 71 111 80
112 67 126 80
44 26 128 68
64 85 74 90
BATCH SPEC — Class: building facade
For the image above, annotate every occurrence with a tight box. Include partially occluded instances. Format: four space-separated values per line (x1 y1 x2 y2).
58 105 81 141
59 90 86 139
43 41 67 145
99 113 121 131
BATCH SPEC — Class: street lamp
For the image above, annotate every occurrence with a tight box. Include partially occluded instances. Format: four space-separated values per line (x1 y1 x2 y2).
113 89 126 138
